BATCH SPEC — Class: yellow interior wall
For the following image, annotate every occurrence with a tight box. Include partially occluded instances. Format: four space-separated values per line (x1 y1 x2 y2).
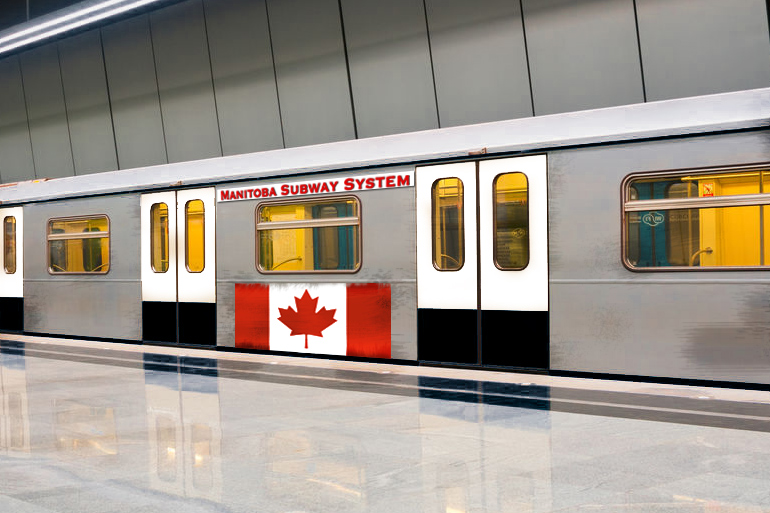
698 177 760 266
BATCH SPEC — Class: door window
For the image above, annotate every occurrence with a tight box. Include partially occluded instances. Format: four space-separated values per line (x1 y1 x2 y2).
431 177 465 271
493 172 529 270
4 216 16 274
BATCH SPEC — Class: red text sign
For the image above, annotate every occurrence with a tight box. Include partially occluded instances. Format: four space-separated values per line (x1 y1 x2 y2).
218 172 413 202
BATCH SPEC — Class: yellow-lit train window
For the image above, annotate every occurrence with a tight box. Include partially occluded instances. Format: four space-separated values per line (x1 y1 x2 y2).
431 178 464 271
150 203 169 273
257 198 360 272
48 216 110 274
494 172 529 270
4 216 16 274
185 200 205 273
624 167 770 269
665 183 699 266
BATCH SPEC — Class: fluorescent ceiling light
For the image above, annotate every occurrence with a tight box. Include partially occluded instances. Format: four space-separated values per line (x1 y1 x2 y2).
0 0 165 56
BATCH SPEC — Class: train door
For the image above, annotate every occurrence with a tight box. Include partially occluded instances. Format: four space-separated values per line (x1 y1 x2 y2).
0 207 23 332
416 155 548 368
141 189 216 345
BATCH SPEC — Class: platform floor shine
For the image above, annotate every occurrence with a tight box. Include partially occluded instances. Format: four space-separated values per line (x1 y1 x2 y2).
0 334 769 513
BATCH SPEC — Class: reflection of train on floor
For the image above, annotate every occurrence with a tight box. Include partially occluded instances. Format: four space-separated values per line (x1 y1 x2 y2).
1 88 770 386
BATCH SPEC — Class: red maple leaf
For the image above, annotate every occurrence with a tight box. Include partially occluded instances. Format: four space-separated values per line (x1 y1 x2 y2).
277 290 337 348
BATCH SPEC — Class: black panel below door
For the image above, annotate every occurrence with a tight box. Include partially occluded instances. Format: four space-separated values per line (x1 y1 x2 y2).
142 301 177 343
481 310 549 369
178 302 216 346
418 308 478 364
0 297 23 331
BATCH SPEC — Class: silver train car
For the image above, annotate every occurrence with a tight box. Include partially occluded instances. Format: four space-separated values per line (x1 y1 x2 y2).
1 88 770 386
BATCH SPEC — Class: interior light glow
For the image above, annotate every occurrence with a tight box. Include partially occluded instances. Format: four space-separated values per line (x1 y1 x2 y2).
0 0 164 56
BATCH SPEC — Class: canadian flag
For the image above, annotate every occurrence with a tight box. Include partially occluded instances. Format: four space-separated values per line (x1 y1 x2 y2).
234 283 391 358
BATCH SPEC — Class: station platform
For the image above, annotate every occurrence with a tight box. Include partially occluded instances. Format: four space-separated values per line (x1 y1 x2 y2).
0 333 768 512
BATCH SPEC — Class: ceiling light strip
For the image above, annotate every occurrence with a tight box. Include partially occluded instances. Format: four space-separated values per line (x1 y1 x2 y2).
0 0 163 55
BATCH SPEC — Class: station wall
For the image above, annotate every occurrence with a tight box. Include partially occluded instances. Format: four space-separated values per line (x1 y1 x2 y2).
0 0 769 183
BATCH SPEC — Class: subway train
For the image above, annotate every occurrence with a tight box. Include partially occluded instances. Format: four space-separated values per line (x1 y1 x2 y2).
2 88 770 386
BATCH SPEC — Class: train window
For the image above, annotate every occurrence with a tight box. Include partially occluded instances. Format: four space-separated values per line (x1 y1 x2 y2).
432 178 464 271
624 167 770 269
47 216 110 274
257 197 360 272
3 216 16 274
150 203 169 273
493 172 529 270
185 200 205 273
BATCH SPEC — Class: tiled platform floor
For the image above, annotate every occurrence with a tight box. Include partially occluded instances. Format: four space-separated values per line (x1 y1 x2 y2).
0 333 769 512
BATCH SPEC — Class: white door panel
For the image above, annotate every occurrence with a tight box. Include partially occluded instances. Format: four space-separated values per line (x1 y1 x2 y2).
0 207 23 298
417 155 548 312
141 192 177 302
416 162 477 309
142 188 216 304
177 188 216 304
479 155 548 311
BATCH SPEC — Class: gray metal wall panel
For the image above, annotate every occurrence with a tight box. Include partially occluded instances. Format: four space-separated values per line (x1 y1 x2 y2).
58 29 118 175
341 0 437 137
204 0 283 155
25 281 142 339
425 0 532 127
215 168 416 355
19 45 75 179
267 0 355 147
0 56 35 183
150 0 222 163
522 0 644 115
548 131 770 384
101 15 167 169
637 0 770 101
23 194 141 340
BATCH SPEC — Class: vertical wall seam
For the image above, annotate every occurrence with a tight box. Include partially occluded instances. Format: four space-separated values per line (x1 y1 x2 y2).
18 55 38 179
422 0 441 128
633 0 648 102
264 0 286 149
99 27 121 170
147 13 169 164
518 0 535 117
765 0 770 66
337 0 359 139
200 0 224 157
56 43 77 175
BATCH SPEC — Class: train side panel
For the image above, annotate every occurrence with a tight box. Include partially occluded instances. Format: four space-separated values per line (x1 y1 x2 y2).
23 195 142 340
215 167 417 359
549 130 770 384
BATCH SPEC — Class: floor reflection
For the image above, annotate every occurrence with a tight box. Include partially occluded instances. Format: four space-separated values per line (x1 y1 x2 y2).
0 342 28 454
144 354 222 502
0 339 767 513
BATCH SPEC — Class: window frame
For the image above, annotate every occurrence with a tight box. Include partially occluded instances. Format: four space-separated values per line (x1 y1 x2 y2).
492 171 530 271
255 196 362 274
3 215 16 274
184 199 205 273
150 202 170 274
431 177 465 272
47 214 111 275
622 165 770 272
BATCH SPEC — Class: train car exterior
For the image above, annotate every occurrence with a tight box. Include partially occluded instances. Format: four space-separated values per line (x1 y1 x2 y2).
1 88 770 386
